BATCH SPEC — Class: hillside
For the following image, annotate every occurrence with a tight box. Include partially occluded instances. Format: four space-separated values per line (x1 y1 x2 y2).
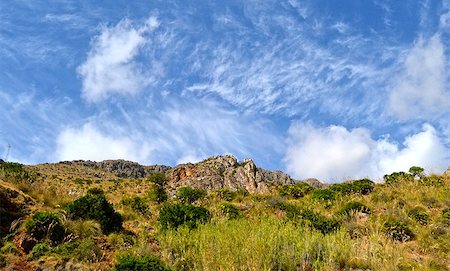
0 156 449 271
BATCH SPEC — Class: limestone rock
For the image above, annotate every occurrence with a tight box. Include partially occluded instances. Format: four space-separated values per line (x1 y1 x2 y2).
166 155 295 194
59 160 171 179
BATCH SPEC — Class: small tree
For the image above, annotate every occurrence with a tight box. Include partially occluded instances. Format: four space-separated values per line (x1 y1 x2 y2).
409 166 424 179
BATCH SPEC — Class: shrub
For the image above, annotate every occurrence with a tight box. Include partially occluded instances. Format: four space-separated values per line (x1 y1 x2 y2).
66 191 123 234
214 189 236 201
329 183 354 195
177 187 207 204
121 196 150 216
407 207 429 225
420 175 444 186
147 173 168 204
25 212 65 245
277 183 313 199
159 203 211 230
30 243 51 260
220 203 242 220
277 203 340 234
338 201 371 216
312 189 336 201
53 238 101 262
383 221 415 242
113 255 171 271
351 179 375 195
383 172 413 184
442 208 450 220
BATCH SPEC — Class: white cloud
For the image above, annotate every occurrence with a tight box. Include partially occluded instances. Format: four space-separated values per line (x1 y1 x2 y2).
77 16 159 102
388 35 450 119
54 99 282 167
284 122 450 182
56 123 151 162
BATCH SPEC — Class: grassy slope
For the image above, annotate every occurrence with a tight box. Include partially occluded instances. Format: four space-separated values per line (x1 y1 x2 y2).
0 162 449 270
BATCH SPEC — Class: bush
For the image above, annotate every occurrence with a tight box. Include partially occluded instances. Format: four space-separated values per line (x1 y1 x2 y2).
25 212 65 245
338 201 371 216
277 203 340 234
351 179 375 195
113 255 171 271
407 207 429 225
214 189 236 201
312 189 336 201
177 187 207 204
442 208 450 220
159 203 211 230
121 196 150 216
420 175 444 186
277 183 313 199
147 173 168 204
329 183 354 195
66 190 123 234
383 221 414 242
383 172 413 184
220 203 242 219
30 243 51 260
53 238 101 262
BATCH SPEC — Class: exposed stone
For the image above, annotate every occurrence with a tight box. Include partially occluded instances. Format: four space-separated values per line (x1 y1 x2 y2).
58 160 171 179
166 155 295 194
300 178 327 189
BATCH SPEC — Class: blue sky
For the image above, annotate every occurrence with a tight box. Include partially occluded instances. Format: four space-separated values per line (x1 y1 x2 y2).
1 0 449 182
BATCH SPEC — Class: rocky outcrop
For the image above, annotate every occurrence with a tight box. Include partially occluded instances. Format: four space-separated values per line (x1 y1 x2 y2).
166 155 295 194
59 160 171 179
0 180 35 238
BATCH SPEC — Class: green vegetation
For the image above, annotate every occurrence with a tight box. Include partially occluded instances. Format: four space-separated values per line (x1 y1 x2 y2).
121 196 150 216
220 202 242 219
159 203 211 230
177 187 207 204
277 183 313 198
0 162 448 270
383 220 415 242
113 255 171 271
25 212 65 245
66 189 123 234
407 206 429 225
147 173 168 203
338 201 371 216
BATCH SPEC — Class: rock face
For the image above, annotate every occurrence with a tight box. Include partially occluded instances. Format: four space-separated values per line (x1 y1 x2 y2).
166 155 295 194
0 180 35 238
59 160 171 179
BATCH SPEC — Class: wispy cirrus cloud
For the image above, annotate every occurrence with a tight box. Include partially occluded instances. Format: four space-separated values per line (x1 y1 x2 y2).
54 98 282 167
388 34 450 119
77 16 160 102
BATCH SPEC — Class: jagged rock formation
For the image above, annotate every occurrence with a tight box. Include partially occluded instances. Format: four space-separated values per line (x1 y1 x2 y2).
0 180 35 238
59 160 170 179
166 155 295 193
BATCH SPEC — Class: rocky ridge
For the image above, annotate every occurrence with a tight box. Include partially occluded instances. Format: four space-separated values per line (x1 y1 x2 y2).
58 160 170 179
53 155 302 193
166 155 295 193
